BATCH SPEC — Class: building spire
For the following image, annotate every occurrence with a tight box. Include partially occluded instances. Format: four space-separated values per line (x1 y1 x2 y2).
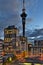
23 0 25 9
22 0 25 12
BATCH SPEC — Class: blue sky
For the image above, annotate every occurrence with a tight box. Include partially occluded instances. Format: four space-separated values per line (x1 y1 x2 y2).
26 0 43 29
0 0 43 40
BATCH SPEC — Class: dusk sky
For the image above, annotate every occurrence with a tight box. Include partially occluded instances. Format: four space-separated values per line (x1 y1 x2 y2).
0 0 43 40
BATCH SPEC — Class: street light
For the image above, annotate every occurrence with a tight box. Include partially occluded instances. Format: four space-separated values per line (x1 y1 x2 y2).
7 57 12 63
9 57 12 62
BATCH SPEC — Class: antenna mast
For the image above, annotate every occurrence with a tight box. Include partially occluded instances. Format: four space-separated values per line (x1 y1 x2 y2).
23 0 25 11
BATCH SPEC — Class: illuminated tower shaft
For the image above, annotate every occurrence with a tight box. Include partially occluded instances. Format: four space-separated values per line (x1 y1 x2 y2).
21 0 27 37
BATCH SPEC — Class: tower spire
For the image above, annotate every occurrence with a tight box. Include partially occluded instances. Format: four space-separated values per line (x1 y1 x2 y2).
23 0 25 10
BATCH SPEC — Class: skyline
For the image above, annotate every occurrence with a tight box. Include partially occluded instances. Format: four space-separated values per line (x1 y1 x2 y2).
0 0 43 40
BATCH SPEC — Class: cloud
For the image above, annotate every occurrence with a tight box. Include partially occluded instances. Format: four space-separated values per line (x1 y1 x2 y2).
0 0 39 28
0 0 41 40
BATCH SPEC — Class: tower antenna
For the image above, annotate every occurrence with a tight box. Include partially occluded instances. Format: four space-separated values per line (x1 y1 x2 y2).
22 0 25 12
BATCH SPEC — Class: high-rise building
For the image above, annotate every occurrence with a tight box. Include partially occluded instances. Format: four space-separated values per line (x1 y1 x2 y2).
34 40 43 55
19 36 28 58
4 25 18 43
0 39 3 65
4 25 19 61
4 25 19 47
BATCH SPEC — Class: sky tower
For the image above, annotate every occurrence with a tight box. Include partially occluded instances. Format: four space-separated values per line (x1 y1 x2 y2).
20 0 28 58
21 0 27 37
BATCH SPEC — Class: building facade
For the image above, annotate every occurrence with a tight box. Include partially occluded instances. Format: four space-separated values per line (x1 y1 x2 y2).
31 40 43 56
4 25 18 43
0 39 3 65
19 36 28 58
28 43 32 56
4 25 19 61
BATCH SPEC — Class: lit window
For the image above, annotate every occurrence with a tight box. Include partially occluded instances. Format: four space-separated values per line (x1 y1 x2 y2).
16 42 18 46
7 47 9 50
